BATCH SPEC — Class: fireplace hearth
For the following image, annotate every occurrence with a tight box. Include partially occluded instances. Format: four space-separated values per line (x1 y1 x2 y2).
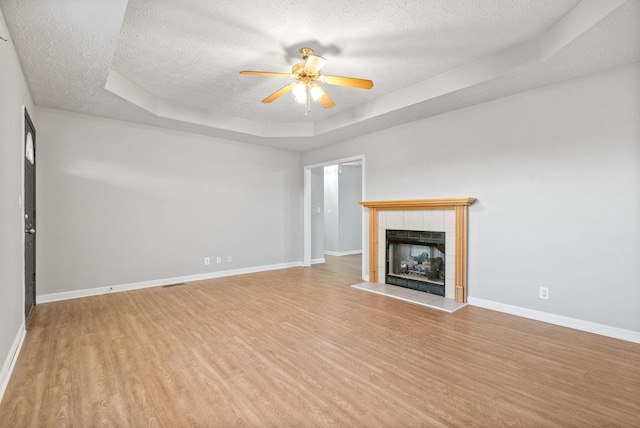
386 230 446 296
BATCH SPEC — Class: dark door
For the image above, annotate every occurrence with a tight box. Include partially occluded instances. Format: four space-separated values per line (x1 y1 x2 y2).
24 109 36 320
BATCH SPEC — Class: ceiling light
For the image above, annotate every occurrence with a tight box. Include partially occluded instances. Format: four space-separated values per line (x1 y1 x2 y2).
240 47 373 113
309 84 323 101
293 82 307 103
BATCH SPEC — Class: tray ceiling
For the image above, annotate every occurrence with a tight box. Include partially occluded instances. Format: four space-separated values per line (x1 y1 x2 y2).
1 0 638 151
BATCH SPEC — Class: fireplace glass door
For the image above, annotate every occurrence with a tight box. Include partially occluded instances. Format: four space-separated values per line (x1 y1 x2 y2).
386 230 445 296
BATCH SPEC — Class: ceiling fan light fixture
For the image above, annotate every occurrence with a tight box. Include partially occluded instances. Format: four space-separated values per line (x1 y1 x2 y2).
240 47 373 112
310 84 323 101
293 82 307 103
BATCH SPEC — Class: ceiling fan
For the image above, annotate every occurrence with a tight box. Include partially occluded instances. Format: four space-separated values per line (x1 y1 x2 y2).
240 47 374 113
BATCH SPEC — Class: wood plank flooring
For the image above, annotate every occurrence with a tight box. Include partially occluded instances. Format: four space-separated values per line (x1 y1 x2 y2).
1 254 639 427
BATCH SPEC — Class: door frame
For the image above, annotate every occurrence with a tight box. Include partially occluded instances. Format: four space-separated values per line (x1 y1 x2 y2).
303 154 367 279
23 106 36 321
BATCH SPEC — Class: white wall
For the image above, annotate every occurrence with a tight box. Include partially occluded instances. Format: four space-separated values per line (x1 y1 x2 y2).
302 63 640 333
337 164 362 253
323 164 362 254
36 108 303 295
0 7 35 398
323 165 339 252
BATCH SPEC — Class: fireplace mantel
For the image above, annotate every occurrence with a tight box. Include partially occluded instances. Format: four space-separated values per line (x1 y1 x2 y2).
359 198 476 303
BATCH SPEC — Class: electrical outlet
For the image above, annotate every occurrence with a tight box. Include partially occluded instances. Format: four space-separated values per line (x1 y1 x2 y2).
539 286 549 300
216 257 222 264
227 255 233 262
204 257 210 265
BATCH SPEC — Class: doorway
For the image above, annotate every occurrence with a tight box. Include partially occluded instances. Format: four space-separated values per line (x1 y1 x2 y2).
303 155 366 279
24 108 36 320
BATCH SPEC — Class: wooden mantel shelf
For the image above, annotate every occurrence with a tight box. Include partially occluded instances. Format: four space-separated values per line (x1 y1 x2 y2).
360 198 477 210
359 198 477 303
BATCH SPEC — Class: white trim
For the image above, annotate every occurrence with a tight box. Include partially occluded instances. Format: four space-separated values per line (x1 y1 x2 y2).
37 262 301 304
311 258 326 265
303 167 312 267
303 154 366 272
360 158 368 280
0 322 26 404
324 250 363 257
468 297 640 344
21 106 26 339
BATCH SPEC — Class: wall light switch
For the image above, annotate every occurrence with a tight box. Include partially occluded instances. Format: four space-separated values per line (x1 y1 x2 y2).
216 257 222 264
317 207 321 213
327 208 332 214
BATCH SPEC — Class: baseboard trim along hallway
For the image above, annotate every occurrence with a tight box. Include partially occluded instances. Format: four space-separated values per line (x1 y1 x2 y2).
37 262 303 304
0 322 26 404
468 297 640 345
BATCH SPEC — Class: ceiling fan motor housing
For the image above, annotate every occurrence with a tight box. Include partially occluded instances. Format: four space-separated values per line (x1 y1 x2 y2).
299 47 315 59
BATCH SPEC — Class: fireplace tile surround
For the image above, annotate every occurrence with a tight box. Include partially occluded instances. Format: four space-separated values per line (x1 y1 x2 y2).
360 198 476 303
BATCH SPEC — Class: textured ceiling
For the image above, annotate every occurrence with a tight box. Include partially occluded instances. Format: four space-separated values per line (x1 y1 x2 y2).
1 0 639 151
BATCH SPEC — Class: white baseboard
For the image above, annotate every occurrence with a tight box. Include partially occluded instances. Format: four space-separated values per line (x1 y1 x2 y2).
311 258 326 265
0 322 26 404
468 297 640 344
37 262 302 304
324 250 362 257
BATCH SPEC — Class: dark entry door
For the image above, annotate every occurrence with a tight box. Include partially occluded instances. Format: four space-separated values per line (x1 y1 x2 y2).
24 109 36 320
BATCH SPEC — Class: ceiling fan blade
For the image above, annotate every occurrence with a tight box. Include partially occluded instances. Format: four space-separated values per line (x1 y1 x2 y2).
314 85 335 109
303 54 326 74
240 71 293 78
262 82 297 103
321 75 374 90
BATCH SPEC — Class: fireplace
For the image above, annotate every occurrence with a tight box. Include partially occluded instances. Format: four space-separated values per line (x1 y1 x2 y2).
359 198 476 302
386 230 446 296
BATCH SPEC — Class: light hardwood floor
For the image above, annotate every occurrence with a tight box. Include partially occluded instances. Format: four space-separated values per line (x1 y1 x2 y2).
1 255 639 427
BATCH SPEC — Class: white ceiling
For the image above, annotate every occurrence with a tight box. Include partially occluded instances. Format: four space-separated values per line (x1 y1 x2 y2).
1 0 638 151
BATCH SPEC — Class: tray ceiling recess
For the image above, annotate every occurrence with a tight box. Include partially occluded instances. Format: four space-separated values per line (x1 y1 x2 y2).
2 0 638 151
